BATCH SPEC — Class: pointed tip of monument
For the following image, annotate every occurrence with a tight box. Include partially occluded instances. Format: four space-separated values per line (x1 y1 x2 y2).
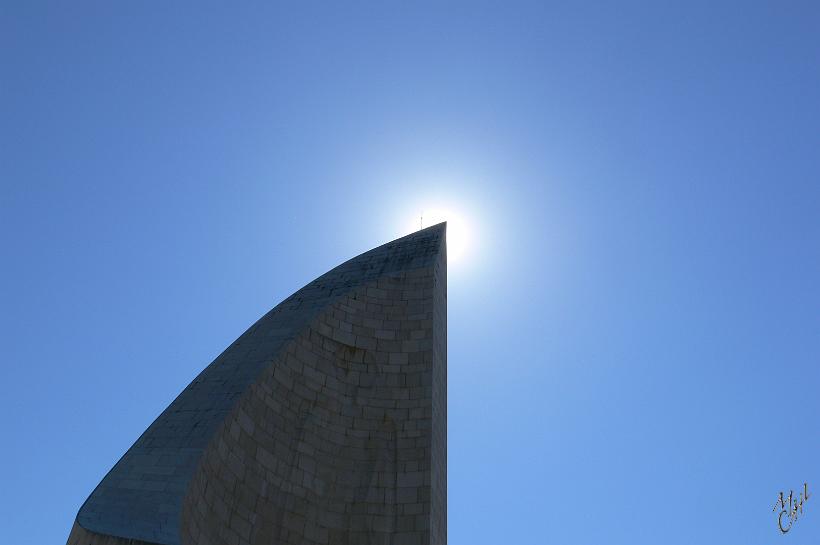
417 221 446 234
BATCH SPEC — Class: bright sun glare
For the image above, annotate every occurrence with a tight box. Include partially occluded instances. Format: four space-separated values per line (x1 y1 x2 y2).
404 208 471 264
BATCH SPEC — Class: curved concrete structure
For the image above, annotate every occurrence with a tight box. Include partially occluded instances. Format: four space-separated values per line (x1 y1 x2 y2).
68 224 446 545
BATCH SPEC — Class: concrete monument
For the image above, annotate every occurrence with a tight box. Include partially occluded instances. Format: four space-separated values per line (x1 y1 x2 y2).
67 224 447 545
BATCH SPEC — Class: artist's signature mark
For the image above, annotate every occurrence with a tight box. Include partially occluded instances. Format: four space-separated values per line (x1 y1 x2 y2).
773 483 810 534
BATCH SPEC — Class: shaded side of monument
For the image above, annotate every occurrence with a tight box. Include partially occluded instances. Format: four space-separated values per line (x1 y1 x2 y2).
68 223 447 545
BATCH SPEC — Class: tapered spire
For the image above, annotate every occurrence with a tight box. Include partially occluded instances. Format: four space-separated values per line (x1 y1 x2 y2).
69 224 447 545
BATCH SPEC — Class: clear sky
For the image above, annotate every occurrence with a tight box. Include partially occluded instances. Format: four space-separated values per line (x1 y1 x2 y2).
2 2 819 544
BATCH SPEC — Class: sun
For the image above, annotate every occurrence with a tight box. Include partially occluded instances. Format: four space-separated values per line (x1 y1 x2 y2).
405 208 471 264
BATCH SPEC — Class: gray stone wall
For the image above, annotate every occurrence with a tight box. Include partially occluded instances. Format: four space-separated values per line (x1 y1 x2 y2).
430 245 447 545
67 521 158 545
68 225 446 545
181 267 443 545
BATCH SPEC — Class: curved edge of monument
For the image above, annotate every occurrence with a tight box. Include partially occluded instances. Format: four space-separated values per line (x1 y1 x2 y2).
68 223 447 545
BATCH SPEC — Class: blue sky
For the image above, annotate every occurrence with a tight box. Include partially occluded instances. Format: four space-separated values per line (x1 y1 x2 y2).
2 2 819 544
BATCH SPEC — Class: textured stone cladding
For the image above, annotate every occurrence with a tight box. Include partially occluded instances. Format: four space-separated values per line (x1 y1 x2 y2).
68 224 446 545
